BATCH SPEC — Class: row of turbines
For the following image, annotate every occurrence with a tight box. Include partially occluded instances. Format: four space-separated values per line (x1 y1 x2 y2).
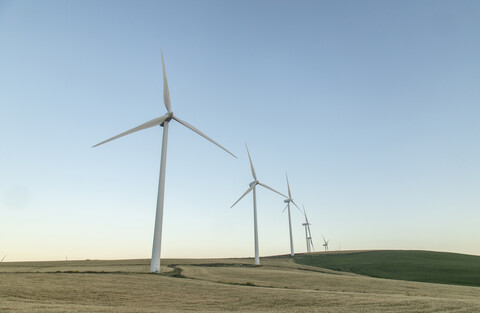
230 144 316 265
93 52 328 273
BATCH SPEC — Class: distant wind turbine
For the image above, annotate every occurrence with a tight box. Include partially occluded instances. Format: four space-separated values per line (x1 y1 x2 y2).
94 51 236 273
281 173 303 256
302 205 314 252
231 144 287 265
322 235 329 251
0 255 6 262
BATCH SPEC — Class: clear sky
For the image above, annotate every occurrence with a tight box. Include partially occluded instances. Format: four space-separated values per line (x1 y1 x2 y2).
1 0 479 262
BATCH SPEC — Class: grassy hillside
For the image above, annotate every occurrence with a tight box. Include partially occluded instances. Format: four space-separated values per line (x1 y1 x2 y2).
294 250 480 287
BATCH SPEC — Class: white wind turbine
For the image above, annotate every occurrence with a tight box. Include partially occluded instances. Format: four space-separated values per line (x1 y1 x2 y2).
302 205 314 253
281 173 303 257
231 144 287 265
322 235 329 251
94 51 236 273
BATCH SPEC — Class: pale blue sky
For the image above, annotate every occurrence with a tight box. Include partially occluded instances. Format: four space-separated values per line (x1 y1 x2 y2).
1 0 479 261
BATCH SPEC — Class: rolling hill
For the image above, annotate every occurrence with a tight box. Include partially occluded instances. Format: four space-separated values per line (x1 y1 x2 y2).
294 250 480 287
2 251 480 312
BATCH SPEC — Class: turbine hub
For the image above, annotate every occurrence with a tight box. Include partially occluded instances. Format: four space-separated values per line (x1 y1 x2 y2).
160 112 174 127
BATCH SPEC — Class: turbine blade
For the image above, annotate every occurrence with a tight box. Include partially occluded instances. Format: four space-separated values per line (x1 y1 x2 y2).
302 204 309 223
92 114 169 147
306 222 314 250
258 182 287 198
322 235 326 244
161 50 172 112
286 172 291 199
245 144 257 180
231 184 255 208
172 116 237 158
291 200 303 214
282 204 288 213
0 255 6 262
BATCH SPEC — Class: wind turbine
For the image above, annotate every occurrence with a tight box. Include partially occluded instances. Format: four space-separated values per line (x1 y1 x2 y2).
322 235 329 251
302 205 314 253
281 173 303 256
231 144 287 265
0 255 6 262
94 51 236 273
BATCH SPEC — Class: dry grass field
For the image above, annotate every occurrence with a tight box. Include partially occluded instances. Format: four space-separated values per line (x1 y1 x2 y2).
1 252 480 312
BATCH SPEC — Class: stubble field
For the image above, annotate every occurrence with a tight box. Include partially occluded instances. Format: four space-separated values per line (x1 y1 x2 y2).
1 251 480 312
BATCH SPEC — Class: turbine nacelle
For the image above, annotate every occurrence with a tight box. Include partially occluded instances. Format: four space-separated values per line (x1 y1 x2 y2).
160 112 174 126
284 198 291 203
249 180 258 187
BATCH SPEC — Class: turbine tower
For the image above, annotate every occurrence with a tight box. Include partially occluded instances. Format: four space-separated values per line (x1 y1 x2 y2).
322 235 329 251
231 144 287 265
302 205 314 252
281 173 303 257
94 51 236 273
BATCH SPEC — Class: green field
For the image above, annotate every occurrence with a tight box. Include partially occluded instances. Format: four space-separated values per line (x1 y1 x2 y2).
294 250 480 287
2 251 480 312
